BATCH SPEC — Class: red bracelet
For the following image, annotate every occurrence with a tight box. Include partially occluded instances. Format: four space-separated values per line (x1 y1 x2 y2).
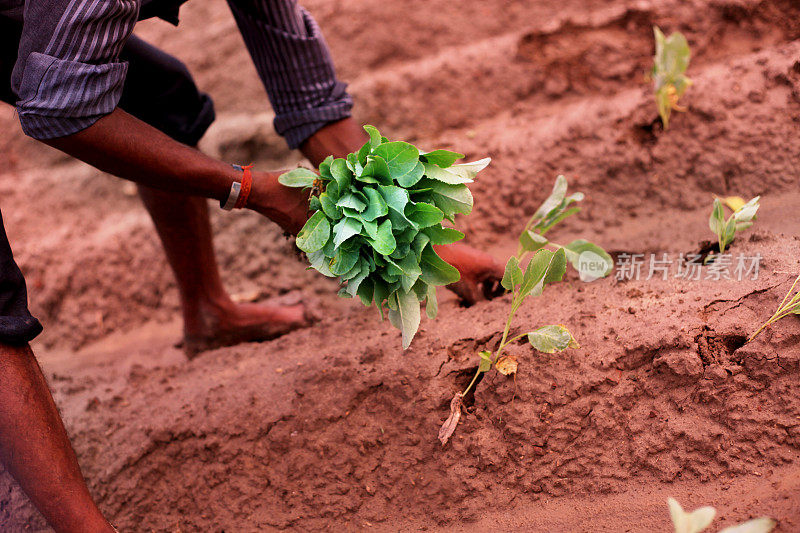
234 164 254 209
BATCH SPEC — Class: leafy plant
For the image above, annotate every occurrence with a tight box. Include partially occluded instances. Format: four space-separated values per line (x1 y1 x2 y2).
439 175 612 445
708 195 760 256
748 273 800 343
438 248 578 445
279 125 490 349
653 26 692 129
517 175 613 282
667 497 775 533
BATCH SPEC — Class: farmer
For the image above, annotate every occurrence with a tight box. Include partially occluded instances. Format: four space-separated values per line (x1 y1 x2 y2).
0 0 502 529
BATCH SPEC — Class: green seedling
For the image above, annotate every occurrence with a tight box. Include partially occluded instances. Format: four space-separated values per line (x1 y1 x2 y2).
708 195 759 256
438 175 610 445
517 175 613 282
653 26 692 129
280 125 489 349
748 273 800 343
438 247 579 445
667 497 775 533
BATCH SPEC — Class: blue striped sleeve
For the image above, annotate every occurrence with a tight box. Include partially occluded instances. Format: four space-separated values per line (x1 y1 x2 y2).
226 0 354 149
12 0 139 139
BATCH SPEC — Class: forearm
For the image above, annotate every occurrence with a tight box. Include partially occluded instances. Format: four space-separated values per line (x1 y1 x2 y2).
44 109 239 202
299 117 368 167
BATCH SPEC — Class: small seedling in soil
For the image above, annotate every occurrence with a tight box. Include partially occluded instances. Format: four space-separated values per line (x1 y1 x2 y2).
707 195 759 258
748 273 800 343
438 247 579 445
667 497 775 533
280 125 490 349
439 175 610 445
517 175 612 282
653 26 692 129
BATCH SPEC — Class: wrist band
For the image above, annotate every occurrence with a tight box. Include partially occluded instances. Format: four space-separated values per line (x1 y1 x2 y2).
221 164 254 210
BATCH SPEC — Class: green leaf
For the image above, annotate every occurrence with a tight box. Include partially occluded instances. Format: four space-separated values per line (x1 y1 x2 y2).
517 248 566 302
420 149 464 168
408 202 444 228
307 249 335 277
422 226 465 245
733 196 760 224
543 247 567 285
563 240 613 280
392 254 423 293
412 232 430 261
361 218 379 240
519 230 549 253
330 158 352 191
319 193 342 220
722 217 737 251
396 161 425 187
378 185 416 230
527 325 579 353
501 256 523 291
360 187 389 222
423 162 474 185
345 259 371 297
278 167 318 188
361 155 391 183
426 284 438 319
318 155 334 178
535 206 581 236
532 175 568 223
709 199 726 236
420 245 460 285
518 249 554 299
330 246 360 276
478 350 492 373
357 141 371 166
373 141 420 179
356 278 374 306
418 179 473 220
336 193 367 212
368 219 396 255
444 158 490 181
333 217 362 248
394 289 421 349
363 125 382 149
296 211 330 253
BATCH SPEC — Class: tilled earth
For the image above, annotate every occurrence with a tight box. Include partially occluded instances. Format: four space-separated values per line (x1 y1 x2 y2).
1 0 799 530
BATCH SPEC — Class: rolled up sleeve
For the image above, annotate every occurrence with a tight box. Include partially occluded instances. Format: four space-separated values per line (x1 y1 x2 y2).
12 0 139 139
226 0 354 149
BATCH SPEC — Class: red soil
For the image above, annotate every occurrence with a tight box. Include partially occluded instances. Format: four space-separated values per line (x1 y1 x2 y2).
1 0 799 530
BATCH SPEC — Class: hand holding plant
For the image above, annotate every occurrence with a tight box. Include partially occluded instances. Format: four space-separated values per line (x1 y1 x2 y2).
280 125 490 349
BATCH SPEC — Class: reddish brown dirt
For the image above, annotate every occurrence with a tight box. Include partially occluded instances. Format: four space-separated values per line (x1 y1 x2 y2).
1 0 800 530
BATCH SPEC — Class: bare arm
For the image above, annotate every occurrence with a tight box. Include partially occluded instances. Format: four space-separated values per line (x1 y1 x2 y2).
44 108 309 234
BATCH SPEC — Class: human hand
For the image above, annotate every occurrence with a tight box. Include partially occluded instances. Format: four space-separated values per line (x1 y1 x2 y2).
435 243 505 304
247 170 310 235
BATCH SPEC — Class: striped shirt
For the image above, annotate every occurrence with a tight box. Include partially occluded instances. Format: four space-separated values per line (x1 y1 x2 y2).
0 0 352 148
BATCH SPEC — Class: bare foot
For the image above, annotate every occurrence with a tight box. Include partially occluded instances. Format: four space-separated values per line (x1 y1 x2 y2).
435 243 505 305
183 292 314 358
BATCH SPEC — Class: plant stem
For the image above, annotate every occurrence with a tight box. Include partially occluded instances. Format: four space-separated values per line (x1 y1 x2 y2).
461 292 521 398
748 274 800 343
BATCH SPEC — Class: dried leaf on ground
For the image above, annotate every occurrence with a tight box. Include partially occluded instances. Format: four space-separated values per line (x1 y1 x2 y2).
495 355 518 375
438 393 463 446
